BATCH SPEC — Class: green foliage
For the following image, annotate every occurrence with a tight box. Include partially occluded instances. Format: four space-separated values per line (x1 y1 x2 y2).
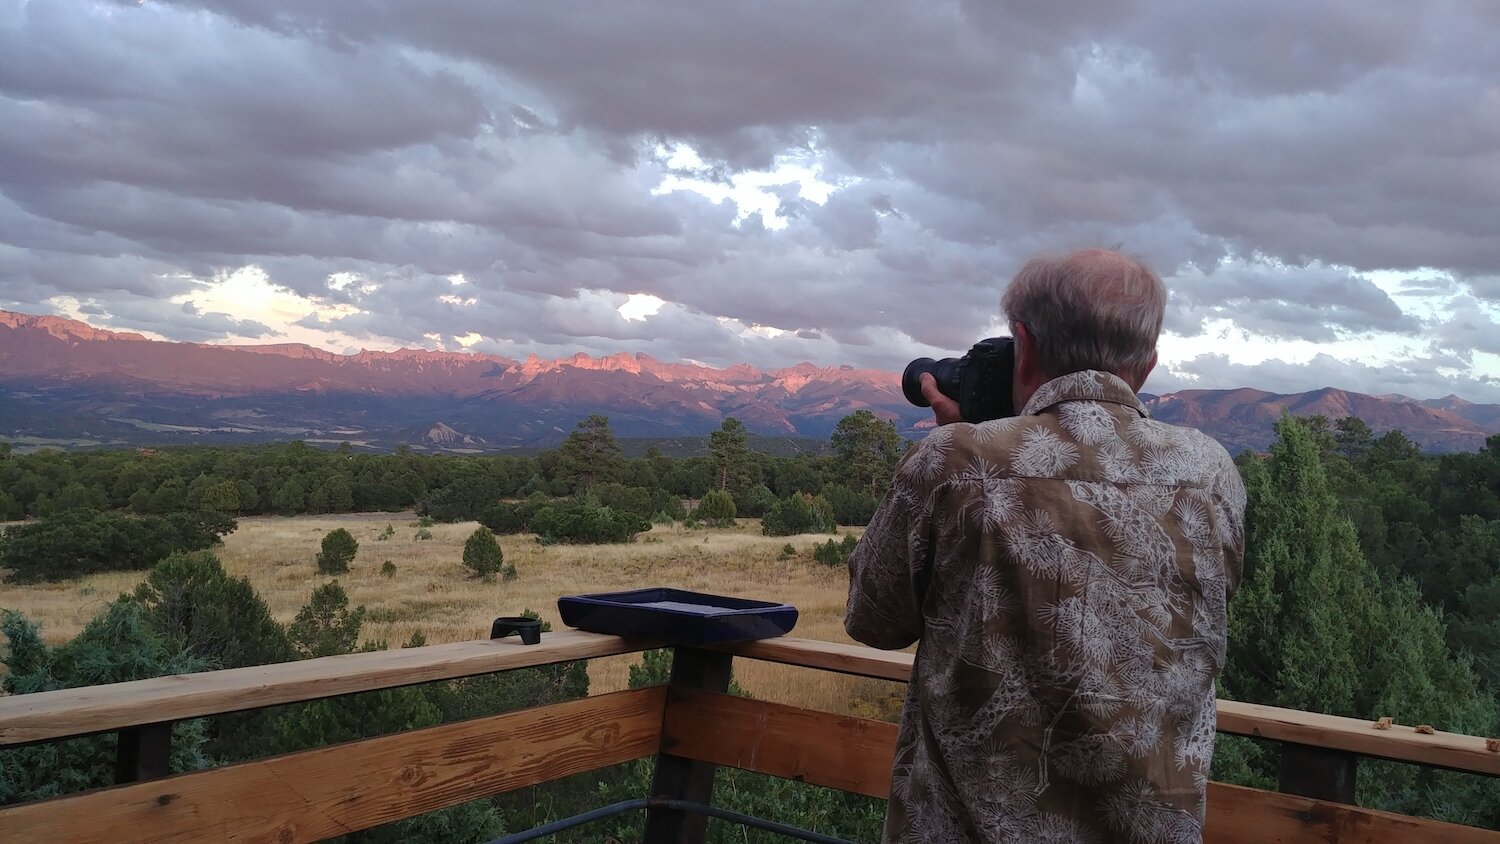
778 542 797 561
821 483 877 526
594 483 685 521
531 499 649 544
288 581 365 658
708 417 754 493
131 551 294 669
479 493 551 534
1219 416 1500 824
0 602 211 806
380 560 397 577
0 509 234 583
812 534 859 567
272 478 305 514
377 522 394 540
554 414 623 493
316 527 358 574
414 527 434 540
462 526 505 578
830 410 903 498
760 492 836 537
694 489 737 527
421 472 503 522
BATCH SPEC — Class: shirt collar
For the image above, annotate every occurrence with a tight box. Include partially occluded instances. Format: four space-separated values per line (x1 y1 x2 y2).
1020 370 1149 418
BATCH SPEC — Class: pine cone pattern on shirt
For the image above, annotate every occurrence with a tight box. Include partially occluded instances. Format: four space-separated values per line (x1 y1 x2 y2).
846 370 1246 844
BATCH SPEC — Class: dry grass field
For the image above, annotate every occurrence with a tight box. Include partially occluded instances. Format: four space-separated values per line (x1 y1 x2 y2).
0 513 908 718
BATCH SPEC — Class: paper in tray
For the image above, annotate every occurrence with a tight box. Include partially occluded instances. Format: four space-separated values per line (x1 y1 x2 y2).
557 588 798 646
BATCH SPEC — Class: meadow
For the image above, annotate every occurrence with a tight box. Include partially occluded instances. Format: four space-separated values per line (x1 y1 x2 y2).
0 513 907 719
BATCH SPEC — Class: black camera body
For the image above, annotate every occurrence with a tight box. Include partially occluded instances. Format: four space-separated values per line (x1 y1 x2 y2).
902 337 1016 423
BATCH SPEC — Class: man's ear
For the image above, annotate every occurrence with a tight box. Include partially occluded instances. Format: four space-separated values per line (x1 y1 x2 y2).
1013 322 1042 386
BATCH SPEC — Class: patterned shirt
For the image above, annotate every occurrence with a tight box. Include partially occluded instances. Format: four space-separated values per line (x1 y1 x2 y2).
846 370 1246 843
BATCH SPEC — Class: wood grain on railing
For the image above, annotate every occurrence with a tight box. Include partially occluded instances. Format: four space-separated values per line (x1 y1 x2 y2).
0 687 666 844
662 686 897 799
664 689 1500 844
720 636 1500 777
0 629 652 746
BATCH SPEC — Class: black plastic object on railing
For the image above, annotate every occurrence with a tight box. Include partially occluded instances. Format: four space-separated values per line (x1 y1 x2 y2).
489 616 542 645
557 588 798 645
484 797 859 844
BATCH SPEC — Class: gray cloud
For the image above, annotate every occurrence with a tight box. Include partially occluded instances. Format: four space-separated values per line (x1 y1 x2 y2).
0 0 1496 399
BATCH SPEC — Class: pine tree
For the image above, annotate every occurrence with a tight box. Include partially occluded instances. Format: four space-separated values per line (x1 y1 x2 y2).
1219 416 1500 823
316 528 358 575
694 489 737 527
830 410 903 499
462 526 505 579
288 581 365 658
709 417 753 492
554 414 622 493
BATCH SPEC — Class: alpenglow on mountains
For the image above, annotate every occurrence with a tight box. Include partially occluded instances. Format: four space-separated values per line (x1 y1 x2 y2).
1 309 1496 454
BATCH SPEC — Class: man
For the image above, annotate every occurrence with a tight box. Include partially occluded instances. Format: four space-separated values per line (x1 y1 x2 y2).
846 249 1245 843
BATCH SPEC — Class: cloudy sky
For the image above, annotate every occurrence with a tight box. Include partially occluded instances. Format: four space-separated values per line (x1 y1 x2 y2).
2 1 1499 400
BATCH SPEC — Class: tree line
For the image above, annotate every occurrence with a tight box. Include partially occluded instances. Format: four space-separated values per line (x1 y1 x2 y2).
0 411 902 527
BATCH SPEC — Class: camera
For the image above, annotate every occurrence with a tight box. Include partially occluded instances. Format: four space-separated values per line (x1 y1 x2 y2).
902 337 1016 423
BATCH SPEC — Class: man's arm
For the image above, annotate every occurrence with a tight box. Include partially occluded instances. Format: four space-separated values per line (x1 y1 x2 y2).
845 450 934 650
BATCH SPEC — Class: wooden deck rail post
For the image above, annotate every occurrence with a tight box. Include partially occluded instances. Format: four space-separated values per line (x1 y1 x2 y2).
1278 742 1358 804
114 721 172 784
644 647 733 844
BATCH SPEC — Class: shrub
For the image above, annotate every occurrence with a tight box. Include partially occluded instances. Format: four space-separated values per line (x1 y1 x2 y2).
414 527 434 541
822 483 879 526
778 542 797 561
0 603 211 805
694 489 737 527
380 561 397 578
761 493 837 537
132 551 294 669
531 500 650 545
813 535 860 567
735 483 778 519
288 581 364 659
377 523 395 541
478 495 550 535
0 509 235 583
462 527 505 579
315 528 358 575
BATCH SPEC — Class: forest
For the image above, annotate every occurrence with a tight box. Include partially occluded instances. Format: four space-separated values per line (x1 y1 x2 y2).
1 412 1499 837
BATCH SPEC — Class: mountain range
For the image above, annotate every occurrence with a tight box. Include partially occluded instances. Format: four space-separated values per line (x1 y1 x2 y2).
1 309 1496 454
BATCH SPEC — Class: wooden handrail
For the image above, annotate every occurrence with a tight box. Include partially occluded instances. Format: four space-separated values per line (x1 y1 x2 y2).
0 688 666 844
3 632 1495 775
719 636 1500 777
0 629 654 746
662 689 1500 844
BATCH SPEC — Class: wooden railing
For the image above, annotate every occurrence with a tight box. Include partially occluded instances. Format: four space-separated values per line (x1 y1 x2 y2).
0 631 1496 843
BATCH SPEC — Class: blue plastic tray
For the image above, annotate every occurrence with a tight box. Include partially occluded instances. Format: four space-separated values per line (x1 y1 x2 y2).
557 588 798 645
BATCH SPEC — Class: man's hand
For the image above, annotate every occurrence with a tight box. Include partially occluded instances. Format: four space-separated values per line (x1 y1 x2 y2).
920 373 964 425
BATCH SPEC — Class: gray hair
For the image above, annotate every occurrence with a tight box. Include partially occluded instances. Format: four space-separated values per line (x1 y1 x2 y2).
999 249 1165 379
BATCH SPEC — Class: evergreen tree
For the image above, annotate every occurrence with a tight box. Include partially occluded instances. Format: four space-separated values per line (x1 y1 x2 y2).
288 581 365 658
554 414 622 493
272 478 305 514
132 551 294 669
0 602 211 806
1219 416 1500 824
316 527 358 575
694 489 737 527
462 526 505 579
708 417 753 492
830 410 903 498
